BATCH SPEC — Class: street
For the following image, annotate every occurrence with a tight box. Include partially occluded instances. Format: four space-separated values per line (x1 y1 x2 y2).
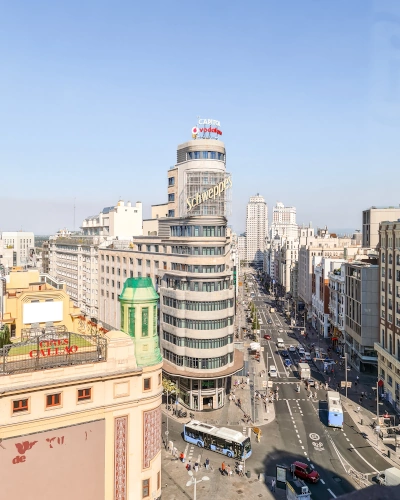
160 269 392 499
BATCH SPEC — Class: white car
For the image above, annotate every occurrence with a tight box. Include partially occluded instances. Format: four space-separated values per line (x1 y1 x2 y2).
298 347 305 356
304 352 312 361
269 365 278 378
288 345 296 352
278 329 284 334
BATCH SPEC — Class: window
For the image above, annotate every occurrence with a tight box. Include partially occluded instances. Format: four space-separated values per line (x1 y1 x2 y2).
146 260 150 267
168 177 175 186
157 471 160 490
143 378 151 391
142 479 150 498
12 399 29 413
77 388 92 401
158 373 162 385
168 193 175 202
142 307 149 336
137 259 142 265
146 245 151 252
168 210 175 217
46 393 61 408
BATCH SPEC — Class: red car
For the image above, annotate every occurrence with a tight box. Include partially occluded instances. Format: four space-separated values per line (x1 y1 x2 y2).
264 334 271 340
292 461 320 483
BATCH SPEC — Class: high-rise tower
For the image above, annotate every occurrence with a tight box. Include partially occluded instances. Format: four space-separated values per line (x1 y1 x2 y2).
245 194 268 265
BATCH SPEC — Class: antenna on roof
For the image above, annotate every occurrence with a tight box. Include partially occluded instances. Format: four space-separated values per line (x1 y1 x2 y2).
73 197 76 232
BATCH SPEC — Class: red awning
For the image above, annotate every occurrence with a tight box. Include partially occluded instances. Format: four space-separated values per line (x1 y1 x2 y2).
378 379 384 387
332 337 338 341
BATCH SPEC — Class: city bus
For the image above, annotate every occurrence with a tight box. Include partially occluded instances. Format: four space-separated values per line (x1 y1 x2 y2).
327 391 343 428
183 420 252 460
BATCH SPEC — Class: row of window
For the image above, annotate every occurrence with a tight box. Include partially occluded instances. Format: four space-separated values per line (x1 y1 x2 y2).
171 263 225 273
170 225 226 238
163 314 234 330
12 388 92 414
121 305 157 338
163 296 234 311
163 349 233 369
187 151 225 161
162 331 233 348
165 278 231 292
171 245 224 255
381 253 400 265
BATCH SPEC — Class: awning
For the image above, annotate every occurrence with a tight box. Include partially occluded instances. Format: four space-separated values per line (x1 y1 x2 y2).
332 337 338 341
378 379 384 387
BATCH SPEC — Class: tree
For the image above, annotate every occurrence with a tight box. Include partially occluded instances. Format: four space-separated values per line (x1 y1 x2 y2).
162 378 179 405
0 325 11 349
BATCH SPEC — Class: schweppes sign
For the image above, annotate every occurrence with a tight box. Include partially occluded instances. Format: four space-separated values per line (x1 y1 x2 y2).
187 177 232 212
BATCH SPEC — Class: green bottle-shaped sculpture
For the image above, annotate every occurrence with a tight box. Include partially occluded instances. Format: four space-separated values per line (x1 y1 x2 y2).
119 277 162 367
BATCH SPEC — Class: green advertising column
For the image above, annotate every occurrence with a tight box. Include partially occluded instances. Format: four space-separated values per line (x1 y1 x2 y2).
119 277 162 367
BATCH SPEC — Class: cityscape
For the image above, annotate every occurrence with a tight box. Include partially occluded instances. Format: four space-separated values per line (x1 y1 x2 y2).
1 2 399 500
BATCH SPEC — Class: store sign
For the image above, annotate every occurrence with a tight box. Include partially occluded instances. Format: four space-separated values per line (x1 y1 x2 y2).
186 176 232 212
192 118 222 138
29 338 79 358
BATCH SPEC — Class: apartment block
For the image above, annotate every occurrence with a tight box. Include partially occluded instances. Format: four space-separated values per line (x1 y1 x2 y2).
362 206 400 249
344 260 379 373
375 221 400 409
246 194 268 265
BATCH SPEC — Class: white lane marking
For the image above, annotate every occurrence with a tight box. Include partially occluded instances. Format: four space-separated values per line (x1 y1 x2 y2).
304 451 307 455
307 457 310 461
320 479 325 484
301 446 305 449
349 444 379 473
299 440 302 444
346 438 350 442
286 400 293 417
327 488 337 498
343 432 346 436
293 425 297 428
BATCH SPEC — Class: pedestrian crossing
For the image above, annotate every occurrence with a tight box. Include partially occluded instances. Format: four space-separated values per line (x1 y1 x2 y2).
184 443 201 464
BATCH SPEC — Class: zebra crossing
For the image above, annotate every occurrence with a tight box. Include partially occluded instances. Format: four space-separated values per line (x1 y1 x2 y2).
184 443 201 463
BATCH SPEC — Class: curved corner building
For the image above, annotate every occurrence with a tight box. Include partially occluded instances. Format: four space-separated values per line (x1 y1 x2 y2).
160 136 243 411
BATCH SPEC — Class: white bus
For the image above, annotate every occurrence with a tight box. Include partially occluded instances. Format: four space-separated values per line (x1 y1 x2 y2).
183 420 252 460
327 391 343 428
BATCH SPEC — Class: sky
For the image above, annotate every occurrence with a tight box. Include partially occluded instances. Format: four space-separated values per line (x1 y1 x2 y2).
0 0 399 235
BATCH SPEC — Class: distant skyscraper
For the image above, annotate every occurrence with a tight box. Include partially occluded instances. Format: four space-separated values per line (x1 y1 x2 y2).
246 194 268 264
270 202 298 239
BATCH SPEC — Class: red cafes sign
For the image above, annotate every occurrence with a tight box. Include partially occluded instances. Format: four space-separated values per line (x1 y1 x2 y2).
29 338 79 358
192 119 222 138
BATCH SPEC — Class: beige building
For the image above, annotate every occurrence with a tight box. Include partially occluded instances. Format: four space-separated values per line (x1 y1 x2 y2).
375 221 400 409
0 231 35 269
98 134 241 411
1 269 80 340
362 206 400 249
0 277 163 500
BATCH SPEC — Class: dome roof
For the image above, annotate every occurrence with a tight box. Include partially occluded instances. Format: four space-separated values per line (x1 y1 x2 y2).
119 277 159 303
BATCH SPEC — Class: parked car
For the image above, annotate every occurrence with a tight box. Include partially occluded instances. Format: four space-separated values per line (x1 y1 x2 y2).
269 366 278 378
288 345 296 352
264 334 271 340
292 461 320 483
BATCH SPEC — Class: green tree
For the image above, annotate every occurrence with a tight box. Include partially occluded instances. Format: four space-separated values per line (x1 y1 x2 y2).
0 325 11 348
162 378 179 405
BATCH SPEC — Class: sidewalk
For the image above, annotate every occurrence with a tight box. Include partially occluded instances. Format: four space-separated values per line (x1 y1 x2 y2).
161 447 285 500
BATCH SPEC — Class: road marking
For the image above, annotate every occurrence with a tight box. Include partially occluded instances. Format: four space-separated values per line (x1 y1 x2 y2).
327 488 337 498
349 444 379 473
299 440 302 444
301 446 304 449
320 479 325 484
304 451 307 455
309 433 320 441
286 400 293 416
310 464 314 469
343 432 346 436
346 438 350 442
293 425 297 428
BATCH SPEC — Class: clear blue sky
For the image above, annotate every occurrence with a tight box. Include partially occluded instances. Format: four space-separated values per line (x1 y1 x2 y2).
0 0 399 235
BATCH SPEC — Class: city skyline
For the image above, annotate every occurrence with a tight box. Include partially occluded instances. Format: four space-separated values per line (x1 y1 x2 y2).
1 1 398 234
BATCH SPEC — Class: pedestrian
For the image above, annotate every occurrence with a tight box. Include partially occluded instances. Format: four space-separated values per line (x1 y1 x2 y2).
264 401 267 411
226 464 231 478
221 461 226 475
228 394 232 403
246 377 250 385
205 458 210 470
180 452 185 463
194 462 199 473
314 391 317 399
271 478 276 492
359 397 362 405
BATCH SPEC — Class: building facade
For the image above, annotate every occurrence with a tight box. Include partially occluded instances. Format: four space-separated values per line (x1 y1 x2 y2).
0 231 35 268
97 133 242 411
362 206 400 249
328 263 346 353
0 277 163 500
375 221 400 409
270 202 298 240
344 260 379 373
245 194 268 265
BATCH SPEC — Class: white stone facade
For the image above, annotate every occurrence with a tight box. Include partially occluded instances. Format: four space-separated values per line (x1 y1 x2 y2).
0 231 35 268
246 194 268 264
270 202 298 240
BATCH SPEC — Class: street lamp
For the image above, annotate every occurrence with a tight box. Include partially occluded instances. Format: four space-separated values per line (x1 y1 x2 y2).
266 354 270 413
186 470 209 500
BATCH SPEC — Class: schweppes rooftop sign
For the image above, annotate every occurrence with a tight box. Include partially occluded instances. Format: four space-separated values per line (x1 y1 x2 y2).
187 177 232 212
